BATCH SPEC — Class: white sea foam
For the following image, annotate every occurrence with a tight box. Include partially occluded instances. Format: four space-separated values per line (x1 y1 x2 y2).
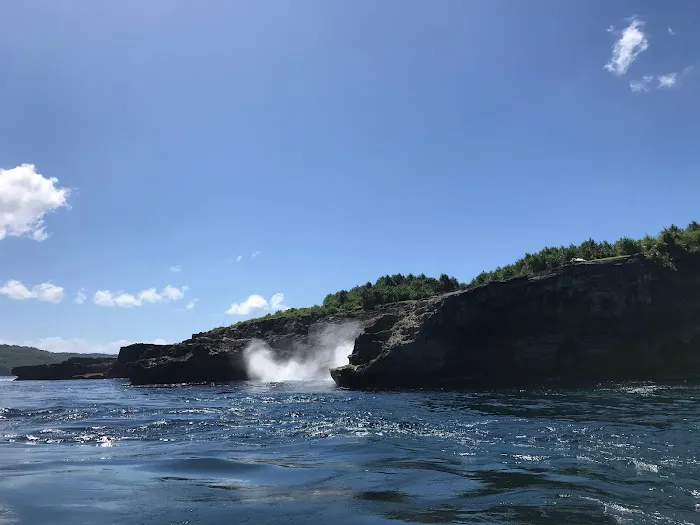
243 322 361 382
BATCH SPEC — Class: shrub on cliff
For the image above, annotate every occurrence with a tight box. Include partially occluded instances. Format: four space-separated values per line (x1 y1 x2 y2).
322 273 461 310
469 222 700 286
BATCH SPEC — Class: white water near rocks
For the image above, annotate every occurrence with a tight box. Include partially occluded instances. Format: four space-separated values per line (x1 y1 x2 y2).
243 322 361 382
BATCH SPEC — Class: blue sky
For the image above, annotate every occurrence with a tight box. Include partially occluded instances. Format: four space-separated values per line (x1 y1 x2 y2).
1 1 699 354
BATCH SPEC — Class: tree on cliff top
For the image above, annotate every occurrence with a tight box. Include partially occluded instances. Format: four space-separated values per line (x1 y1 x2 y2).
322 273 461 311
469 221 700 286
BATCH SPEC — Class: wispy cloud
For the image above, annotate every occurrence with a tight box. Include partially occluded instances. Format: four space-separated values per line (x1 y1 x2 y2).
0 164 70 241
226 292 288 316
169 265 182 273
605 17 649 76
657 72 678 88
0 280 64 303
93 285 189 308
668 27 676 35
236 255 243 263
251 251 261 259
185 298 199 310
75 288 87 305
629 75 654 92
630 67 693 93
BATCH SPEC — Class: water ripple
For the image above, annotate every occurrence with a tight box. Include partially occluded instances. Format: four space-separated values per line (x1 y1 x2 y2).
0 379 699 524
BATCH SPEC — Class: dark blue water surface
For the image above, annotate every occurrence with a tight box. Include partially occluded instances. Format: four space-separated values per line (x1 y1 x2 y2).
1 377 699 525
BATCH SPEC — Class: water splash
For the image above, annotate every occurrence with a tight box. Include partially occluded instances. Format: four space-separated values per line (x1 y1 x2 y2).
243 322 361 382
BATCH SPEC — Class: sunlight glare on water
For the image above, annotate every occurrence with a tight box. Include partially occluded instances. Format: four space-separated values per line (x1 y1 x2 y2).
1 378 700 524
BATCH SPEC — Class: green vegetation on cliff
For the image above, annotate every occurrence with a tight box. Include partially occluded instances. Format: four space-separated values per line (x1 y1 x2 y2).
234 274 462 325
322 273 462 310
232 222 699 326
470 222 700 286
0 345 112 376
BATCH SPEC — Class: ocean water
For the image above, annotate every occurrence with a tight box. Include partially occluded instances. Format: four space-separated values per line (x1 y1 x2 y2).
1 377 699 525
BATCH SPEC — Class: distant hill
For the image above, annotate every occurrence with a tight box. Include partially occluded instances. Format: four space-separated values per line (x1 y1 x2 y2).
0 345 114 376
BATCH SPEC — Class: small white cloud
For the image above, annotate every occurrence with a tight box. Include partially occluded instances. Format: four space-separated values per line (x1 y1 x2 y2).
226 294 268 315
605 17 649 76
75 288 87 305
0 280 64 303
226 292 288 315
185 298 199 310
0 164 70 241
630 75 654 92
161 285 188 301
270 293 289 312
236 255 243 263
0 280 33 300
170 265 182 273
93 285 188 308
137 288 162 304
657 72 678 88
251 251 260 259
0 336 169 355
668 27 676 35
33 283 64 303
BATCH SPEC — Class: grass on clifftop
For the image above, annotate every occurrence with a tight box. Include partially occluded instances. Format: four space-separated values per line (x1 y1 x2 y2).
229 222 700 327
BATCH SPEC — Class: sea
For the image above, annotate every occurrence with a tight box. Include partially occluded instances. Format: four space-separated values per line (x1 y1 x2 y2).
1 377 699 525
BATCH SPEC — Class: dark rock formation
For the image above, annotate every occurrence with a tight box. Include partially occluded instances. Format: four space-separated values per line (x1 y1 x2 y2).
331 255 700 389
12 357 117 380
107 343 172 378
125 313 374 385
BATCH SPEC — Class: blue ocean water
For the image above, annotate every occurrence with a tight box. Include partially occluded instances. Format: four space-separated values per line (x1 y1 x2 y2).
1 377 699 525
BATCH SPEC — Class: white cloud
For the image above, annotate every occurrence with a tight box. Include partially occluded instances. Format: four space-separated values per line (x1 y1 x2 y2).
162 285 188 301
236 255 242 263
169 265 182 273
605 17 649 76
226 292 288 316
75 288 87 304
0 280 64 303
657 72 678 88
630 75 654 92
226 294 268 315
0 337 169 355
270 293 288 311
0 164 70 241
668 27 676 35
93 285 188 308
185 298 199 310
251 251 261 259
630 68 693 93
137 288 162 304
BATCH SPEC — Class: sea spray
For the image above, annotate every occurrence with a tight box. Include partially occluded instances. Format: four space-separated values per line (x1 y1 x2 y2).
243 322 361 382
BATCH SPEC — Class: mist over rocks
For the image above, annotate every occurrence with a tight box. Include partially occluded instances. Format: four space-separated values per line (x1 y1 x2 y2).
124 311 385 385
244 322 362 382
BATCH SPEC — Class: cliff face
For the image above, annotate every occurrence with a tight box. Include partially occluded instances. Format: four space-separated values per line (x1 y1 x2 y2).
331 255 700 388
12 357 117 380
15 255 700 388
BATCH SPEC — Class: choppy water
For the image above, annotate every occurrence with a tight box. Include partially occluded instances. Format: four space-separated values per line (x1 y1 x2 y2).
1 377 699 524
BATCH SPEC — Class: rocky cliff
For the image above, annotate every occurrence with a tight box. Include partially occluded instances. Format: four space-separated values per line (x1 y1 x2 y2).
331 255 700 388
14 254 700 388
125 310 380 385
12 357 117 380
